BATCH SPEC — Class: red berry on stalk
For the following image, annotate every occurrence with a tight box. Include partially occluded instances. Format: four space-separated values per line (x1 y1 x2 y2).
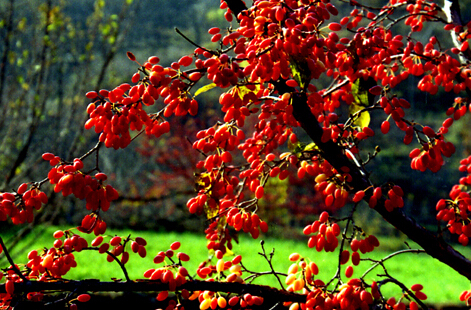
255 185 264 199
328 22 342 31
126 52 136 61
381 121 390 134
77 294 91 302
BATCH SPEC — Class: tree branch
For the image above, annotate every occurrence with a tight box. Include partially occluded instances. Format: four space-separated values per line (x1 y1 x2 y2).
0 279 306 303
290 91 471 281
442 0 471 62
225 0 247 19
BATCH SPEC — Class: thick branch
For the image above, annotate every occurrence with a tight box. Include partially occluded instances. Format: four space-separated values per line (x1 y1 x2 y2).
0 279 305 303
290 92 471 281
225 0 247 18
442 0 471 62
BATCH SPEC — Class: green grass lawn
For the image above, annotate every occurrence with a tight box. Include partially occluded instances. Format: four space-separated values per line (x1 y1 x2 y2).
1 225 470 306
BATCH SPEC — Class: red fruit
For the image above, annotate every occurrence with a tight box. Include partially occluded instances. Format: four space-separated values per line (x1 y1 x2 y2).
319 211 329 223
208 27 220 35
177 252 190 262
157 291 169 301
5 279 14 295
345 265 354 278
95 172 107 181
42 153 55 161
328 22 342 31
178 55 193 67
422 126 435 138
260 221 268 233
414 291 427 300
153 254 165 264
340 250 350 264
373 187 382 199
286 79 299 87
461 41 469 52
369 85 382 96
91 236 104 247
380 121 390 134
98 243 110 253
110 236 122 246
53 230 64 238
353 191 365 203
85 91 98 99
221 151 232 163
351 251 360 265
170 241 181 251
255 185 264 199
77 294 91 302
189 72 202 81
148 56 160 64
126 52 136 61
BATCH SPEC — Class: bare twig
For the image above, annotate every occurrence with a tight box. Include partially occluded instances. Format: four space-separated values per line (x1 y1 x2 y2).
0 237 28 283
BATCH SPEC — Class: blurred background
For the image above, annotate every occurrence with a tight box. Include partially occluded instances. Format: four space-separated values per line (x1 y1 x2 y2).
0 0 470 258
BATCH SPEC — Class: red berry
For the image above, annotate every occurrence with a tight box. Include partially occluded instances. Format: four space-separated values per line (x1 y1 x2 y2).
328 22 342 31
255 185 264 199
126 52 136 61
77 294 91 302
380 121 390 134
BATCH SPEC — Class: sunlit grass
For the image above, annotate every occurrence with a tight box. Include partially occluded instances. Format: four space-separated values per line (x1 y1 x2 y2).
1 225 470 306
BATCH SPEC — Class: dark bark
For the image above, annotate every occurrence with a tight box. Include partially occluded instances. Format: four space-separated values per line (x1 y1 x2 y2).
225 0 248 19
0 279 306 303
290 91 471 281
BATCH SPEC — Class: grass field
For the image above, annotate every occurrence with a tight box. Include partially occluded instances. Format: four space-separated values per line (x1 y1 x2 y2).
1 225 470 306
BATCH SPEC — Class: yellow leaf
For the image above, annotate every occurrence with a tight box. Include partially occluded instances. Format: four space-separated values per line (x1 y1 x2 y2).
349 103 370 128
194 83 217 97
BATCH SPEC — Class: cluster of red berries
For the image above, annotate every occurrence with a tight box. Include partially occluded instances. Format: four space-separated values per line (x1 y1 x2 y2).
203 218 234 254
25 231 83 281
285 253 319 293
43 153 119 212
302 279 376 310
85 53 189 149
409 139 456 172
436 185 471 246
144 244 189 291
0 183 48 225
226 209 268 238
303 211 341 252
90 234 148 265
195 290 263 310
460 289 471 305
314 174 350 210
77 214 107 235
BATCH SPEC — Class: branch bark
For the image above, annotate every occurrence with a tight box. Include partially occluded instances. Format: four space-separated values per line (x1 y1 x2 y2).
290 91 471 281
0 279 305 303
442 0 471 62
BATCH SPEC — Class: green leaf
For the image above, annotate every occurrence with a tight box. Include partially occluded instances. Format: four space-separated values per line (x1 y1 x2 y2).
351 77 377 107
194 83 216 97
237 84 260 100
289 56 311 89
349 103 370 128
288 140 319 157
350 78 375 127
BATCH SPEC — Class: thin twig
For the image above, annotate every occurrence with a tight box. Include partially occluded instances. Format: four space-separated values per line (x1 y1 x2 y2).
175 28 213 54
361 248 425 279
84 247 131 282
0 237 29 283
258 240 285 290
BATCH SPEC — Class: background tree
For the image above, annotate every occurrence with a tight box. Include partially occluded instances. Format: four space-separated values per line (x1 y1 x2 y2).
1 0 471 309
